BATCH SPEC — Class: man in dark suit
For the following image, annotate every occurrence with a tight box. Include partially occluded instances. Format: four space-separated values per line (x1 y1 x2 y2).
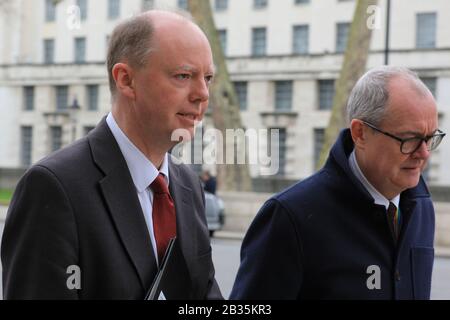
1 10 222 299
230 66 445 300
201 171 217 195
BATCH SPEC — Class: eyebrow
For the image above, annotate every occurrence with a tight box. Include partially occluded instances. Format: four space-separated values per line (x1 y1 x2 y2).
397 129 438 137
173 65 215 74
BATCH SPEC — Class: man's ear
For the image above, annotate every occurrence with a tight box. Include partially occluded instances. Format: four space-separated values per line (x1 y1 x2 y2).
112 63 136 100
350 119 367 150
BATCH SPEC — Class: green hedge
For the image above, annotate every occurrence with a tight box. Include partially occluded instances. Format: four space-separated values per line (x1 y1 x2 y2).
0 189 13 206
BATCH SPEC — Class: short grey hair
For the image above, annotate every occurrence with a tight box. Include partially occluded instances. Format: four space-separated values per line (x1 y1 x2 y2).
346 66 431 125
106 9 193 99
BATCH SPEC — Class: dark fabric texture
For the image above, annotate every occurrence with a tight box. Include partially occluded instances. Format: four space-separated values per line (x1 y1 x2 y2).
1 118 223 300
230 129 435 300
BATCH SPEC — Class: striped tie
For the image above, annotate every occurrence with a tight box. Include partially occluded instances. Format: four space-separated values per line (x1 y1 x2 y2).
387 202 399 241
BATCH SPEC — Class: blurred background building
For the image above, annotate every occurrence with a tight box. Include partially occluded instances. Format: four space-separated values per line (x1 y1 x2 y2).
1 0 449 188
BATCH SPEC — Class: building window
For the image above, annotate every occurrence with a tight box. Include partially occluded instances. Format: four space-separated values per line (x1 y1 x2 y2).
336 22 350 53
275 81 293 111
177 0 188 10
218 29 227 55
76 0 87 21
50 126 63 152
313 128 325 170
23 86 35 111
421 77 437 97
74 37 86 63
252 27 266 56
45 0 56 22
108 0 120 19
21 126 33 167
295 0 310 4
86 85 99 111
44 39 54 64
254 0 268 9
84 126 95 135
141 0 154 11
56 86 68 110
293 25 309 54
416 13 437 49
318 80 335 110
215 0 228 11
270 128 287 176
234 81 248 111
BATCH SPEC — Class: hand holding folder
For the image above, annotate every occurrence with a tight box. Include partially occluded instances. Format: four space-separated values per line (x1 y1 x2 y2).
146 237 192 300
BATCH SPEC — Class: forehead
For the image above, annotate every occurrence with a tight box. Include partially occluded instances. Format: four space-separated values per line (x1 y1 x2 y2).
151 19 213 70
383 77 438 133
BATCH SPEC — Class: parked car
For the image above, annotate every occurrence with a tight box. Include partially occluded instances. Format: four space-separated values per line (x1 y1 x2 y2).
204 191 225 237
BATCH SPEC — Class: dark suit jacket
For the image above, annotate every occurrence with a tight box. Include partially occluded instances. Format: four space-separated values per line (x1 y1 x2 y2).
230 129 434 300
1 118 223 300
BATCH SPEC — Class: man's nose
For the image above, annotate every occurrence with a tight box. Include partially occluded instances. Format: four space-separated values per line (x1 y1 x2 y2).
412 140 430 159
189 77 209 103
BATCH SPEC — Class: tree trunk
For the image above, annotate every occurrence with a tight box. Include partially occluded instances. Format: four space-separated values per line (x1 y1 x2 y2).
316 0 379 170
188 0 252 192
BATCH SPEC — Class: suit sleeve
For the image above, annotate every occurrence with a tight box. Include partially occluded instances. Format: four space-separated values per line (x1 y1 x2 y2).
229 199 304 299
1 165 79 299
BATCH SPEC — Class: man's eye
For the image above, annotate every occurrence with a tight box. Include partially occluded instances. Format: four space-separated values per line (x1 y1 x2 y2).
205 75 214 84
175 74 190 80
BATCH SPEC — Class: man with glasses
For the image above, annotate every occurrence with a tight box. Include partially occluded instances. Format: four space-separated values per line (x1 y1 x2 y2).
231 66 445 300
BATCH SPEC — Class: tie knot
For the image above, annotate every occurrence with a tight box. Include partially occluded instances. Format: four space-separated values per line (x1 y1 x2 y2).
387 202 397 215
151 174 169 195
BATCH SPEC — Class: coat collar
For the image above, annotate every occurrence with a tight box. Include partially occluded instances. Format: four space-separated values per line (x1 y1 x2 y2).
167 158 197 284
327 129 431 246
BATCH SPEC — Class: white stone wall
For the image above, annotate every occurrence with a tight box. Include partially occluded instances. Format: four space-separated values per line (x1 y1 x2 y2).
0 87 20 168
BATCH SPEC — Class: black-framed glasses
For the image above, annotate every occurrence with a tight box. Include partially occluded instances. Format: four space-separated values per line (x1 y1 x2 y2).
362 121 446 154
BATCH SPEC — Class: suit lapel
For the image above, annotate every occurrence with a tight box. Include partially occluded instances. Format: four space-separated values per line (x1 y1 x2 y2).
89 118 158 294
168 159 197 280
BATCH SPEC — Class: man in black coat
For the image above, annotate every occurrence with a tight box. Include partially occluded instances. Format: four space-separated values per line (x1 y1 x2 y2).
1 10 222 300
230 66 445 300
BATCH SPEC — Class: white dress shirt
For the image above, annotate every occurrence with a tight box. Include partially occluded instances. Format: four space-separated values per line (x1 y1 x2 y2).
106 112 169 265
348 149 400 210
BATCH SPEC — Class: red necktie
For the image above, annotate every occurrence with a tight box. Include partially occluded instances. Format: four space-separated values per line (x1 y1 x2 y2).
151 173 177 262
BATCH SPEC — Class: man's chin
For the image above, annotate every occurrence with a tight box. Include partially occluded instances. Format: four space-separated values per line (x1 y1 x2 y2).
400 175 421 191
169 126 195 144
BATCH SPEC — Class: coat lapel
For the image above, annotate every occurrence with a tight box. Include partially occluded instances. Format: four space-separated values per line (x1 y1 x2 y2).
89 118 158 294
168 159 197 280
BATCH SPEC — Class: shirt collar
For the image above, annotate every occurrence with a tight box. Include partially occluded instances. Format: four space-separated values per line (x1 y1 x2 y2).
348 149 400 210
106 112 169 193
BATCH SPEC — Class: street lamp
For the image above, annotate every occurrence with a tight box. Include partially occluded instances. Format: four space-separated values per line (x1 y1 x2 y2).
384 0 391 65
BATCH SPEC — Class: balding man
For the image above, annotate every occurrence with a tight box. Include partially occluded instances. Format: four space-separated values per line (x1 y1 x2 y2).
2 10 222 300
230 66 445 300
